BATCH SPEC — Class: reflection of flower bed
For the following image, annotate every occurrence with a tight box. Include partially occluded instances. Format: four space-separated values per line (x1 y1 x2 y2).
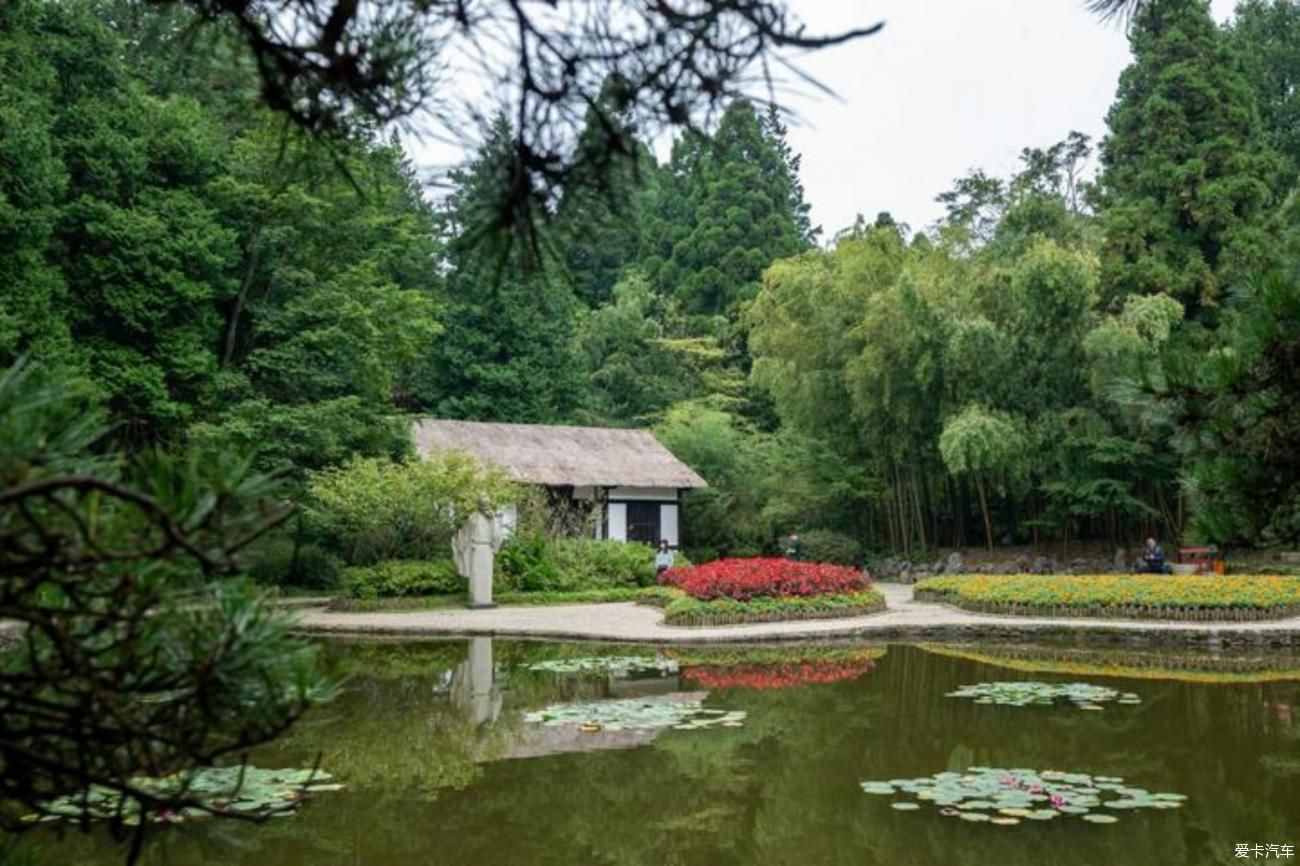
920 643 1300 684
683 659 876 691
915 574 1300 620
668 645 885 690
661 558 869 600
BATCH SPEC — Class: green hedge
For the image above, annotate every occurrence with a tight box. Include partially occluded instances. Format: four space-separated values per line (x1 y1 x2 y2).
797 530 863 566
662 589 886 627
327 585 677 612
914 574 1300 621
344 559 463 600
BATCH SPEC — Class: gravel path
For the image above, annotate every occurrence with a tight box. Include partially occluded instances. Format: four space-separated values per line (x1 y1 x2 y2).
293 583 1300 646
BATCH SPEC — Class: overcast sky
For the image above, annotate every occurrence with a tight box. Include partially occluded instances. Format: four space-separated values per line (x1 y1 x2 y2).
404 0 1237 239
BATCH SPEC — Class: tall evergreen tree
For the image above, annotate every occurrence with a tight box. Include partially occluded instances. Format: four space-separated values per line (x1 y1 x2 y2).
1227 0 1300 179
413 115 584 423
1093 0 1286 321
652 99 814 316
2 2 442 470
554 78 658 309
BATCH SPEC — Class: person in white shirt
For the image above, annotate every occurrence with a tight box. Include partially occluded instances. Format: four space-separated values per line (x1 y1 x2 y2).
655 539 675 576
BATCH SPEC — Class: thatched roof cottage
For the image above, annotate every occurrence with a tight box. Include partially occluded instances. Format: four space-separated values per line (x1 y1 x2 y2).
410 419 706 548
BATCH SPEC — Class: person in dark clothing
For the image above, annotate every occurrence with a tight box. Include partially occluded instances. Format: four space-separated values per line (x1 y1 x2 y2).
785 533 803 561
1139 537 1167 574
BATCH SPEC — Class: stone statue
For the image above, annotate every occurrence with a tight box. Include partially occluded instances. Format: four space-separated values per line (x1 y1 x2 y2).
453 500 506 609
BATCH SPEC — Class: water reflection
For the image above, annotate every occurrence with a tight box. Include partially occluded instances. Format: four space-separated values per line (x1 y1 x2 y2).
452 637 500 727
27 639 1300 866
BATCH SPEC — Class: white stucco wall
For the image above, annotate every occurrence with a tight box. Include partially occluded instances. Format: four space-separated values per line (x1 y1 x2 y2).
606 502 627 541
607 486 678 501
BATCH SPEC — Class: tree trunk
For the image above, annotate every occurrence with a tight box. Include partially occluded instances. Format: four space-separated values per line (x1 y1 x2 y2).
976 477 993 552
223 242 260 366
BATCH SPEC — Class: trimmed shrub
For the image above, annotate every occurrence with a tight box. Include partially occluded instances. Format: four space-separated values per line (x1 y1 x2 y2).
660 557 869 601
662 589 886 626
344 559 463 600
797 529 863 566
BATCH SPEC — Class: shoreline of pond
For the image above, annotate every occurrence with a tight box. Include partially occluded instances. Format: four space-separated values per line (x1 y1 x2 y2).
291 582 1300 649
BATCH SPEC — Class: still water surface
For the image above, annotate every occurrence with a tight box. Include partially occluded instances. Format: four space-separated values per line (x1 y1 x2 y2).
40 640 1300 866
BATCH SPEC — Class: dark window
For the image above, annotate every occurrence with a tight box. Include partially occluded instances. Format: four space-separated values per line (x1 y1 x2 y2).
625 501 660 545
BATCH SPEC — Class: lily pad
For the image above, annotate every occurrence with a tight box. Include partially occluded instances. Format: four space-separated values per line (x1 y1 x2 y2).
38 766 341 825
525 656 678 677
859 766 1183 828
891 802 921 811
524 697 746 731
945 681 1139 710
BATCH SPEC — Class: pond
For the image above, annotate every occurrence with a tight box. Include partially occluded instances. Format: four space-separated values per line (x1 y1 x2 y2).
32 639 1300 865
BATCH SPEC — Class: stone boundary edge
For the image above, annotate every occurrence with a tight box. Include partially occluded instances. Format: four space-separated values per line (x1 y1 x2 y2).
292 615 1300 648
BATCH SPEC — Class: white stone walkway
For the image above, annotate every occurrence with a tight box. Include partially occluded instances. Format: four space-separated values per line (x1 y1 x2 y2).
292 583 1300 646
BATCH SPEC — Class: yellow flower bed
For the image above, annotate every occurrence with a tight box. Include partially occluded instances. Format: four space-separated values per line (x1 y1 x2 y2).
914 574 1300 621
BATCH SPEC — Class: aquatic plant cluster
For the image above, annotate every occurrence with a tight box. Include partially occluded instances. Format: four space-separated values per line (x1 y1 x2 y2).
524 698 746 731
946 681 1141 710
659 558 869 601
524 656 679 677
37 767 342 826
861 767 1186 826
915 574 1300 620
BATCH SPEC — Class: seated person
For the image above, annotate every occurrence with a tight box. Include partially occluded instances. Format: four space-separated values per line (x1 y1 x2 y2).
1138 537 1167 574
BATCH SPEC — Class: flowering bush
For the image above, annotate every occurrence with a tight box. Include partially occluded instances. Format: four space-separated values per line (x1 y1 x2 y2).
660 557 869 601
915 574 1300 621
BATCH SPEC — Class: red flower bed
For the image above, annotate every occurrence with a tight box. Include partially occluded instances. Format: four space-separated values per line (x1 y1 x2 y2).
659 557 869 601
682 659 876 691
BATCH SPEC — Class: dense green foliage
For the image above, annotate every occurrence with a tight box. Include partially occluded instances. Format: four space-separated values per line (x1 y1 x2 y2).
497 537 669 592
0 360 331 835
1094 0 1286 320
305 453 516 565
4 0 1297 579
0 1 440 472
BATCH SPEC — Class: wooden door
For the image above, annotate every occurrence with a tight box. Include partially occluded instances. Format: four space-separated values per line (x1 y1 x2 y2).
625 501 661 545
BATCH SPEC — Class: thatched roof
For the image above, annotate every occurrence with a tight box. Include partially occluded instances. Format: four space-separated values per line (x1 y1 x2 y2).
410 419 707 489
